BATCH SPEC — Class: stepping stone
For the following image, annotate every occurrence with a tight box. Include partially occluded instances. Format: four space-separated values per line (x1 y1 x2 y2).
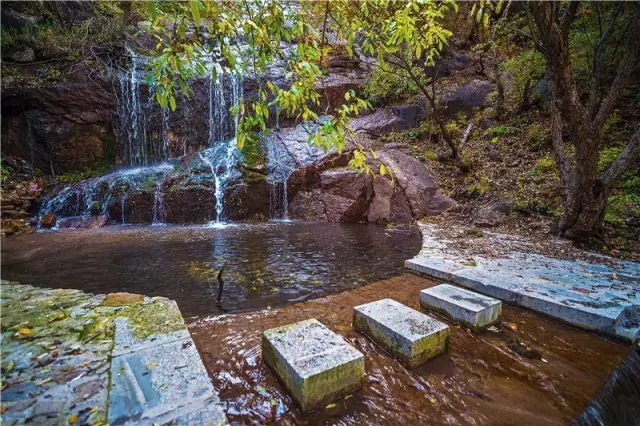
420 284 502 332
353 298 449 368
262 318 364 413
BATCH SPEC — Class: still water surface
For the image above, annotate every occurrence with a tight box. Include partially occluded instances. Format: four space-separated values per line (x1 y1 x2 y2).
1 222 421 318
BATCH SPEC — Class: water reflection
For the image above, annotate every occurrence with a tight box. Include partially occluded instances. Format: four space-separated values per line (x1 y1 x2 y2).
1 222 421 318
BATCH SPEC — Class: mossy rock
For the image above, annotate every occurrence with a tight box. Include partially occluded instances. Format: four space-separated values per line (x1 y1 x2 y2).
101 292 144 307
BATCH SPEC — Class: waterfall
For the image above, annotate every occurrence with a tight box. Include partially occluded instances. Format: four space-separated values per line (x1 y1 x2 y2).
198 62 243 224
39 164 173 224
152 178 166 225
42 50 245 226
198 141 240 224
265 137 297 220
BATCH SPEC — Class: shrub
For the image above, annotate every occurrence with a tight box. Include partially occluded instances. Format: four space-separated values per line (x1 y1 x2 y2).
364 65 418 106
467 176 491 195
502 50 545 107
527 122 551 151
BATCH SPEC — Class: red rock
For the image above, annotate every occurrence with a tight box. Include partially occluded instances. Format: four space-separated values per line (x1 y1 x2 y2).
39 214 57 229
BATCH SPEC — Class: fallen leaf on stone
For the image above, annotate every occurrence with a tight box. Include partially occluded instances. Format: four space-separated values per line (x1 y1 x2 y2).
270 399 278 406
159 384 168 391
344 394 352 400
90 406 98 413
36 378 52 386
80 361 88 368
18 328 32 335
325 403 337 409
148 362 158 369
68 414 78 425
487 326 500 332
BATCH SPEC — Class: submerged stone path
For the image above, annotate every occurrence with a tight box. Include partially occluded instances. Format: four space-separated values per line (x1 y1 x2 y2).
0 281 227 425
406 223 640 342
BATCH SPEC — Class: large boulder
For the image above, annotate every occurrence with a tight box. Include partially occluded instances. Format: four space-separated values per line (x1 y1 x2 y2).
349 102 427 137
439 80 495 119
375 150 455 218
288 148 453 224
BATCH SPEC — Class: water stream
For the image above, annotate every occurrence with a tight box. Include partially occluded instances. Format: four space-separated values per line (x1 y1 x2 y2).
265 137 297 219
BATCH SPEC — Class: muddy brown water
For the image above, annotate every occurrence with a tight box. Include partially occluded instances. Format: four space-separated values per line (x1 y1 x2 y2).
189 273 628 425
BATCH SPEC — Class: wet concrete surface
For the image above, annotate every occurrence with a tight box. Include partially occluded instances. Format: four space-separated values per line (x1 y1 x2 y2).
189 273 629 425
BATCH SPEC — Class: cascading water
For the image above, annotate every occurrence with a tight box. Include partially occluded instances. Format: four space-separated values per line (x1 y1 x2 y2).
265 137 297 220
198 62 243 225
39 164 174 224
151 178 166 225
39 49 244 228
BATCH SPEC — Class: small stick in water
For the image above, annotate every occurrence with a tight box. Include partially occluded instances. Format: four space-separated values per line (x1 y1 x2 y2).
216 262 226 304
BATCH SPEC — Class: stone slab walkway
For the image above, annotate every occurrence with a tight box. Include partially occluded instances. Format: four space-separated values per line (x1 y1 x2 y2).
406 223 640 342
0 281 227 425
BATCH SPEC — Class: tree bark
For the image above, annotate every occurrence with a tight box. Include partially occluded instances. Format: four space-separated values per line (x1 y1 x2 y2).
530 1 640 240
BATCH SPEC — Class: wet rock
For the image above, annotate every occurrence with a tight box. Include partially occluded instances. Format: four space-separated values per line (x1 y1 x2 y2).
289 190 328 221
102 292 144 307
10 47 35 63
223 180 270 220
123 191 155 224
354 298 450 368
40 214 57 229
473 201 512 227
164 186 215 224
262 319 364 413
58 215 108 229
420 284 502 332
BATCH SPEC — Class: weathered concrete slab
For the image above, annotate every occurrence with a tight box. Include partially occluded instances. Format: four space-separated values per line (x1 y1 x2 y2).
405 224 640 341
262 318 364 413
0 282 227 425
353 298 449 368
420 284 501 332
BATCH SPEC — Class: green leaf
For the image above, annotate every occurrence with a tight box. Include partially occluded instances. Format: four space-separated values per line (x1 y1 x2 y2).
190 0 201 27
169 95 176 111
147 1 157 20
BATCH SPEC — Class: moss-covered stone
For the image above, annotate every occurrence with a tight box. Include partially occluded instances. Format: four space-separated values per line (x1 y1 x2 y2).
101 292 145 307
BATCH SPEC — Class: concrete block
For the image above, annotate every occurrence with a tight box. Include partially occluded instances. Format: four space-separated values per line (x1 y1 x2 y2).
420 284 501 332
262 319 364 413
353 299 449 368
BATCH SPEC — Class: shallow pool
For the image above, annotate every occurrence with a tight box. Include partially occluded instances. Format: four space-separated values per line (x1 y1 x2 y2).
1 222 421 318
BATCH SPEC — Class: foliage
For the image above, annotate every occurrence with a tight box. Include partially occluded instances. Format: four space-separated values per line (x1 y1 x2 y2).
141 0 458 170
502 50 545 106
1 14 125 63
364 65 418 106
526 122 551 151
467 175 490 195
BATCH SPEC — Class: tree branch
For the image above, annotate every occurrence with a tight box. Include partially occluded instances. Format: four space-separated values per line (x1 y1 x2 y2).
600 126 640 193
593 3 640 130
587 1 625 118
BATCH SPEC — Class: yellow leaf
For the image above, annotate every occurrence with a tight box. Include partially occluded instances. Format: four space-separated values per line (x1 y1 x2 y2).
148 362 159 369
325 403 337 409
68 414 78 425
18 328 32 335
